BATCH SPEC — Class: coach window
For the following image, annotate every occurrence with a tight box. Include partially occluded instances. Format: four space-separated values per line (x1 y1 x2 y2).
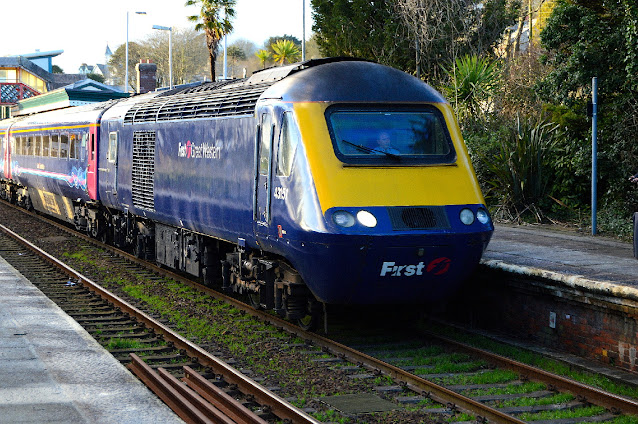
34 135 42 157
81 132 89 160
259 114 273 175
108 132 118 163
69 133 79 159
26 136 33 156
15 137 22 155
51 134 59 158
90 133 95 161
42 135 50 156
276 112 300 177
60 133 69 159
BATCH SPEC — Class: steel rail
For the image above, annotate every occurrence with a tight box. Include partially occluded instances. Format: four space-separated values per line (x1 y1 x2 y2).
0 216 559 422
0 223 319 424
423 331 638 416
128 353 230 424
4 206 635 421
183 366 269 424
261 321 528 424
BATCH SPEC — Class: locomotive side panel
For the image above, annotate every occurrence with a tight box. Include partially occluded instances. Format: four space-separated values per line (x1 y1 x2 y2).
107 116 258 245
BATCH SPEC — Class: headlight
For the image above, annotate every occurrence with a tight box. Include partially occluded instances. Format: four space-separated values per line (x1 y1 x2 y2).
357 210 377 227
333 211 355 227
477 208 490 224
460 208 475 225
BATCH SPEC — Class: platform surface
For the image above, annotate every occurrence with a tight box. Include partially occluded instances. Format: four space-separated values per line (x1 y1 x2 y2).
0 255 183 423
483 224 638 287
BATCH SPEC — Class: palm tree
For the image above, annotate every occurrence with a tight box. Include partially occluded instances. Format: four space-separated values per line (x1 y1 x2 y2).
186 0 236 81
255 49 272 69
442 54 500 120
271 40 301 66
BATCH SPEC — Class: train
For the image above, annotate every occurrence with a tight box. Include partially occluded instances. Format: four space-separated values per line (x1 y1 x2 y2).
1 58 493 328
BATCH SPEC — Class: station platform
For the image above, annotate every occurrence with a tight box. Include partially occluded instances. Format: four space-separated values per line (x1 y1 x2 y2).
0 255 183 423
477 224 638 386
483 224 638 293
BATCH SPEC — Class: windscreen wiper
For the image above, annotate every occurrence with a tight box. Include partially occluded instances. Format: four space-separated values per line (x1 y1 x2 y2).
342 139 401 160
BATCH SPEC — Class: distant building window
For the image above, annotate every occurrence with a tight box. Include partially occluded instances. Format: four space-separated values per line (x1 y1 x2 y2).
18 70 46 93
0 69 17 83
0 106 11 120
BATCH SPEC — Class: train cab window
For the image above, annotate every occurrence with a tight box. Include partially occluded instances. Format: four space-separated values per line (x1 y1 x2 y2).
42 135 50 156
276 112 300 177
69 133 79 159
51 134 59 158
60 134 69 159
107 132 118 163
34 136 42 157
259 114 273 175
326 105 456 165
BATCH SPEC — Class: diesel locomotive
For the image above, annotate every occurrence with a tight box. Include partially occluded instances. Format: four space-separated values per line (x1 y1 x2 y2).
1 58 493 327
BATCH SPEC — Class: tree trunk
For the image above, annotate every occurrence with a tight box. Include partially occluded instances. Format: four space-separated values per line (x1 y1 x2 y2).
207 33 218 81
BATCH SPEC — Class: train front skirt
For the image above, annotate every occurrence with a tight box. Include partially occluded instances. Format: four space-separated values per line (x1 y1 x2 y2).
289 231 491 305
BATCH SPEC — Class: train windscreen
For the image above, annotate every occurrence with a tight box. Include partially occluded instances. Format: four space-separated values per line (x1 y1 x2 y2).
326 105 456 165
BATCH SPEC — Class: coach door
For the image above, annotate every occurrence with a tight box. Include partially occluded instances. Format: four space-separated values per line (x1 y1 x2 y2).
99 124 120 206
2 129 10 179
254 108 276 240
87 126 98 199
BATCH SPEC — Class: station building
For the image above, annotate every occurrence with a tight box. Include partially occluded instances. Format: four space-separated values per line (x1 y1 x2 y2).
1 49 129 119
0 51 87 119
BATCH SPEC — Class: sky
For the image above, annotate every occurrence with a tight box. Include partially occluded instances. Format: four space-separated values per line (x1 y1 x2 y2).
1 0 314 73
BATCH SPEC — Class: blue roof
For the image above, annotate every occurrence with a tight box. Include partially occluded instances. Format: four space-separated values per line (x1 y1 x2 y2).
19 50 64 60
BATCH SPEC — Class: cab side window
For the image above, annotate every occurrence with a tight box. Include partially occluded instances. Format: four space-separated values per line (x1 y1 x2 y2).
108 132 118 163
259 114 273 175
276 112 300 177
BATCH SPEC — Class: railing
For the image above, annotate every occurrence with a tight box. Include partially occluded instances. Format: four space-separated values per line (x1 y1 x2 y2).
0 82 39 105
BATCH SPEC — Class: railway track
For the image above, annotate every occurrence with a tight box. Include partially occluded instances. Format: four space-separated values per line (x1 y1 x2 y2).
0 222 318 424
1 201 637 423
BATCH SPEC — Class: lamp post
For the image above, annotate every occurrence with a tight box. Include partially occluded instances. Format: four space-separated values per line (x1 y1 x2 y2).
152 25 173 89
302 0 306 61
125 11 146 93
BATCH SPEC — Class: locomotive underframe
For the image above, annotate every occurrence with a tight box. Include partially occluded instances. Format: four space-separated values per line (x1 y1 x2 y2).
44 194 319 324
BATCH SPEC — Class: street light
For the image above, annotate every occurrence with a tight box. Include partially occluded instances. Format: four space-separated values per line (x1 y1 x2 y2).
126 11 147 93
152 25 173 89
